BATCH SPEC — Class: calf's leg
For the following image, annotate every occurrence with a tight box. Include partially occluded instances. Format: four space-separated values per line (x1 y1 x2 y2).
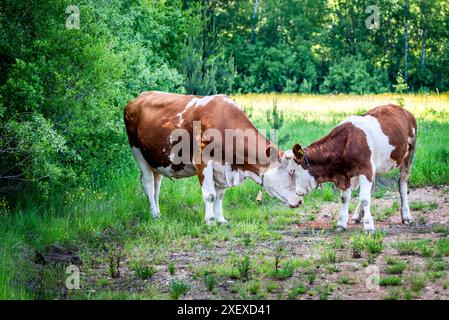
399 144 415 225
131 147 160 218
336 188 351 232
359 175 375 232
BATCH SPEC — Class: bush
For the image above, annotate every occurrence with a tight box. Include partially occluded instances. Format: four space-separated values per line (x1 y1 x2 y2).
320 55 390 94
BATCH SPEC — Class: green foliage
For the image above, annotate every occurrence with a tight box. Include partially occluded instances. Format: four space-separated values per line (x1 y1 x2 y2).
132 263 156 280
320 55 390 94
169 279 189 300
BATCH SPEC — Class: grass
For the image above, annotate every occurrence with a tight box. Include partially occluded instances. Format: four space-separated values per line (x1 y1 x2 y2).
131 262 156 280
379 276 402 286
169 279 189 300
1 93 448 299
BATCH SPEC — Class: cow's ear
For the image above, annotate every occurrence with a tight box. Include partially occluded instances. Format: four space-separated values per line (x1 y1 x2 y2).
265 145 278 162
292 144 304 160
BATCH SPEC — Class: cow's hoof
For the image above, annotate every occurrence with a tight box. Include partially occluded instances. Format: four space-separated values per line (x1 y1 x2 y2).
364 228 376 234
217 218 228 225
152 213 161 219
205 217 216 226
352 218 361 224
402 218 414 225
336 225 346 233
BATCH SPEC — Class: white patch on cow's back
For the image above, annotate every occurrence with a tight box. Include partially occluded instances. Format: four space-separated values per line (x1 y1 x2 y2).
341 115 397 173
177 95 216 125
218 94 243 111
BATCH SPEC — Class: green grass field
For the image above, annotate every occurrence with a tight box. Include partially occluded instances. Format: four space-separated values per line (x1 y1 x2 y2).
1 93 448 299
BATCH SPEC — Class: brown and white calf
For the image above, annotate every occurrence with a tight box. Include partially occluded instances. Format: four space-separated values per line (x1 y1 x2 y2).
124 91 301 225
287 104 417 232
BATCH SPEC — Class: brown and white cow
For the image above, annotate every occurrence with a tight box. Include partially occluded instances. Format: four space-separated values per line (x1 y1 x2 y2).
287 104 417 232
124 91 302 225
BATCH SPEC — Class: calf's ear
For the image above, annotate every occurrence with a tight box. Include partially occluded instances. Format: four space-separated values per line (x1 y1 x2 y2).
292 144 304 160
265 144 279 163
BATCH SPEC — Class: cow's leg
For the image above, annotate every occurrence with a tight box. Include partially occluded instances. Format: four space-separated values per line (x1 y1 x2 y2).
336 188 352 232
350 177 364 224
153 170 163 217
399 146 415 225
131 147 159 218
359 175 375 233
198 162 217 226
213 186 227 224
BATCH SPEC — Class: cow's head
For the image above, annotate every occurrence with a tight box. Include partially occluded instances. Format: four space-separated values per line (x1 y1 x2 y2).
286 144 318 196
262 146 303 208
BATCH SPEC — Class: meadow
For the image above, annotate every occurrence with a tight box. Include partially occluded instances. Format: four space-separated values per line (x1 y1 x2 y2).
1 93 448 300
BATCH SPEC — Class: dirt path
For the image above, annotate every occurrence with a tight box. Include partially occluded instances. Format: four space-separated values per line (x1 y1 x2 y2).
73 186 449 300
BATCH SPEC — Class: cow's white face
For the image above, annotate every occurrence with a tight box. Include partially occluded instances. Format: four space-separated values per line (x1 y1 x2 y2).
285 146 318 196
262 152 303 208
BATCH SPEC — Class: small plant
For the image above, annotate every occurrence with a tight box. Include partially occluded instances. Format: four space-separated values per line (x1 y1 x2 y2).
409 275 428 293
168 262 176 275
379 276 402 286
242 233 252 247
432 224 449 234
204 273 217 292
265 281 278 293
339 274 354 285
350 233 364 258
384 288 402 300
266 99 284 130
417 241 434 257
321 247 338 263
386 261 406 275
364 231 384 255
333 235 344 249
307 272 316 285
288 283 307 299
247 279 261 295
132 262 156 280
105 246 123 278
410 201 438 211
271 261 295 280
237 255 251 281
436 238 449 256
169 279 189 300
396 241 417 255
317 284 332 300
273 242 286 271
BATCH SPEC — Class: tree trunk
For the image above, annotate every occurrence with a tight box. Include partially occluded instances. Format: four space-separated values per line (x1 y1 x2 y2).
250 0 259 44
420 12 428 82
404 0 409 83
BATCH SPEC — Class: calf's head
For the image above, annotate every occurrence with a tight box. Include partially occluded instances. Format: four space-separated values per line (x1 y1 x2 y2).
286 144 318 196
262 147 303 208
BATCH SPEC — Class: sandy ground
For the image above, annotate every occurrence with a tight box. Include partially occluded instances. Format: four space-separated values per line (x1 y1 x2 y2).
69 186 449 300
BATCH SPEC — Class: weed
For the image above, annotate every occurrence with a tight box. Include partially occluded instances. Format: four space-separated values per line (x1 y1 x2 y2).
131 262 156 280
169 279 189 300
288 283 307 299
236 256 251 281
379 276 402 286
386 261 406 275
307 273 316 285
396 241 417 255
204 273 217 292
168 262 176 275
